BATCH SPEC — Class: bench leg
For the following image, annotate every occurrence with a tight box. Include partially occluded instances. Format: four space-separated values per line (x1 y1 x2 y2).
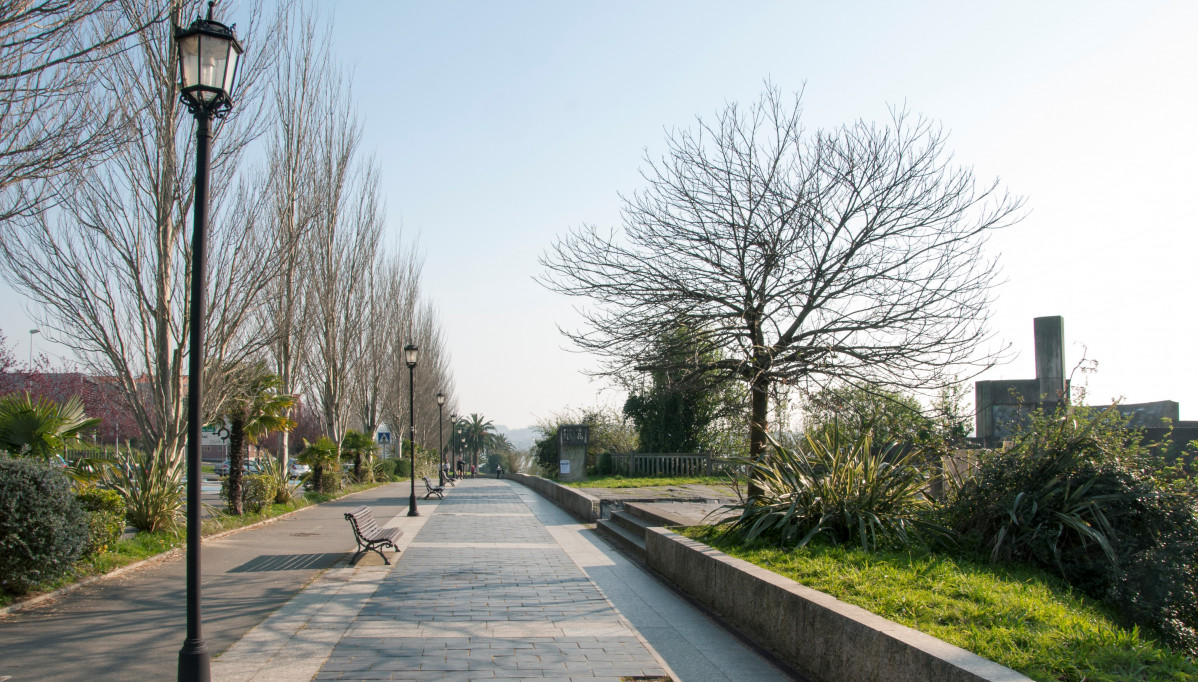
370 544 391 565
351 542 394 566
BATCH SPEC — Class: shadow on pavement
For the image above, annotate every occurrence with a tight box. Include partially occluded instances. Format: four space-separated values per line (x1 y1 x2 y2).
228 552 346 573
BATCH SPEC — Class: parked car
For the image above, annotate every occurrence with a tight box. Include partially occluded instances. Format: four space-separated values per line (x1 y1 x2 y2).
287 460 310 479
215 459 264 477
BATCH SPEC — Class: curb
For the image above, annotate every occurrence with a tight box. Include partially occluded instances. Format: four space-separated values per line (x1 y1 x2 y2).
0 482 395 618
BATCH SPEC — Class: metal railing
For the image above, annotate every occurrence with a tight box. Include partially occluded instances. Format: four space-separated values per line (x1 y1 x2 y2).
607 453 742 477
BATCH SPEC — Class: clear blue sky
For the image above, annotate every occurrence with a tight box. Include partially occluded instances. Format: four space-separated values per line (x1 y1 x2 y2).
5 1 1196 431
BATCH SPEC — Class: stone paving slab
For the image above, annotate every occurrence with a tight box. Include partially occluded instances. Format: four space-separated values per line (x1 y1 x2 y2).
316 482 672 681
213 478 792 681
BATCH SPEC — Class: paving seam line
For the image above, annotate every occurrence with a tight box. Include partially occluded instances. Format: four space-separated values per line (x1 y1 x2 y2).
0 482 397 618
510 483 684 682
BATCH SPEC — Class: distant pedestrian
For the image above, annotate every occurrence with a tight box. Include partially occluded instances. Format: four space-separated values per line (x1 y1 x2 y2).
496 464 503 479
456 458 465 478
470 464 476 478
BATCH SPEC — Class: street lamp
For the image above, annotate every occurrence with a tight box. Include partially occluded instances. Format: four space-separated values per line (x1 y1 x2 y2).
436 392 446 486
448 412 457 479
174 5 243 681
405 343 419 516
27 328 38 368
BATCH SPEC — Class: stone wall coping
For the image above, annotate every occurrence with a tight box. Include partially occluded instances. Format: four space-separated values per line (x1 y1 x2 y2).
645 527 1031 682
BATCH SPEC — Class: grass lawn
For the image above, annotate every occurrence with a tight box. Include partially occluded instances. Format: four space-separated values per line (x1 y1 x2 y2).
562 474 735 489
0 481 389 609
201 464 214 475
681 527 1197 682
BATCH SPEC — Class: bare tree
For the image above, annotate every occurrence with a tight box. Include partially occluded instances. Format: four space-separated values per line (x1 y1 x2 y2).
261 1 327 462
0 0 275 462
412 299 451 449
299 71 382 449
0 0 165 222
355 243 423 441
540 86 1022 469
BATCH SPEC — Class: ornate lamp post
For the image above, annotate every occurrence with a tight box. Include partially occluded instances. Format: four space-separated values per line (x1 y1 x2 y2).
448 412 457 480
436 393 446 486
174 4 244 681
405 343 419 516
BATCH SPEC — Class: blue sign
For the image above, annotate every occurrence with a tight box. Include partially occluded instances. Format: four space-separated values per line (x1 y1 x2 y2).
377 432 391 444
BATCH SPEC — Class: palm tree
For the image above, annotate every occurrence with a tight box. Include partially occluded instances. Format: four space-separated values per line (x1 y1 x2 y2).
461 413 496 470
0 392 100 459
341 429 377 483
213 364 296 515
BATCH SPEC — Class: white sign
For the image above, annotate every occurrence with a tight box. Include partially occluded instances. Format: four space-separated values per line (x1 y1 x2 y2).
559 459 571 474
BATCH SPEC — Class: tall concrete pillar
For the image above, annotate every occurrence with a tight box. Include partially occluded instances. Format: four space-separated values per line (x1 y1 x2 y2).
1034 316 1066 403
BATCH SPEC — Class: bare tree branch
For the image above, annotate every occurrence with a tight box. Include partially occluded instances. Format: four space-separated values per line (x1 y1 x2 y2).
539 85 1023 465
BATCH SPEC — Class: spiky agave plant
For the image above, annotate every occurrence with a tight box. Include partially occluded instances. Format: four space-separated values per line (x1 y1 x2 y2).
104 445 184 532
722 425 952 551
257 455 301 504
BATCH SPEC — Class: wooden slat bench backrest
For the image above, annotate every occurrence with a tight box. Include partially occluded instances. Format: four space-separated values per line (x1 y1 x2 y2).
346 505 383 541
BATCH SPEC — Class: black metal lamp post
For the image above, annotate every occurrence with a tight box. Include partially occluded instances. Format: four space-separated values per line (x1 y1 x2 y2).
405 343 419 516
436 393 446 486
174 4 243 682
448 412 456 480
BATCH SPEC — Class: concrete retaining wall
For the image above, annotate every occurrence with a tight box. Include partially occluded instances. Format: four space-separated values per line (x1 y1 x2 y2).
645 528 1030 682
505 473 600 522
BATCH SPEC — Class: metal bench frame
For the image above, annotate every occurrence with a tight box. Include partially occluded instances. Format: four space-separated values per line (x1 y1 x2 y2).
344 505 403 565
422 476 445 499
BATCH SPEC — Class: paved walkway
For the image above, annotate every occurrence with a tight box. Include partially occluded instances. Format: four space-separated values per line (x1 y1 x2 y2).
0 483 410 680
214 478 790 681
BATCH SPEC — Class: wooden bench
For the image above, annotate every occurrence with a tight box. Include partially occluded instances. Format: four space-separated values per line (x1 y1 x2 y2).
423 476 445 499
344 505 403 565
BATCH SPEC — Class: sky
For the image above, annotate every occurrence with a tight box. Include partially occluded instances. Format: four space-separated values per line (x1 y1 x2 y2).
3 1 1197 431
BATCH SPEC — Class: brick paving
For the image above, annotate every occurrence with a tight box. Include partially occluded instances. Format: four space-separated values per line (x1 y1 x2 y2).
313 480 671 681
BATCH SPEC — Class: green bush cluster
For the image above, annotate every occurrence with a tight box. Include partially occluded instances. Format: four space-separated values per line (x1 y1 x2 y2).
947 405 1198 655
221 473 278 514
76 488 125 556
0 457 88 594
242 474 276 514
375 459 403 481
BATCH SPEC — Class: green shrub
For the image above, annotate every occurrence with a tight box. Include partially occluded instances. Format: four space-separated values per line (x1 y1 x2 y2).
390 458 411 479
104 447 184 532
948 404 1198 654
597 452 614 475
0 457 89 594
241 474 275 514
257 456 300 504
220 473 278 514
722 427 950 551
76 488 125 556
374 459 399 481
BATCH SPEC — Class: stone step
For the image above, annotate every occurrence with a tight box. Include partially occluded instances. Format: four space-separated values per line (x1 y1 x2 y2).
596 515 646 561
610 509 653 538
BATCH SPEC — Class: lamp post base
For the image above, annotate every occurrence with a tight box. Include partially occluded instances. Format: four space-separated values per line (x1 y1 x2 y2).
407 494 420 517
178 638 211 682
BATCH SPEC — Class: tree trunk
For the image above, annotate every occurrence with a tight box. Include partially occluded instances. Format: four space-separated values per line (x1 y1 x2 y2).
312 463 324 494
228 413 247 515
748 375 770 499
